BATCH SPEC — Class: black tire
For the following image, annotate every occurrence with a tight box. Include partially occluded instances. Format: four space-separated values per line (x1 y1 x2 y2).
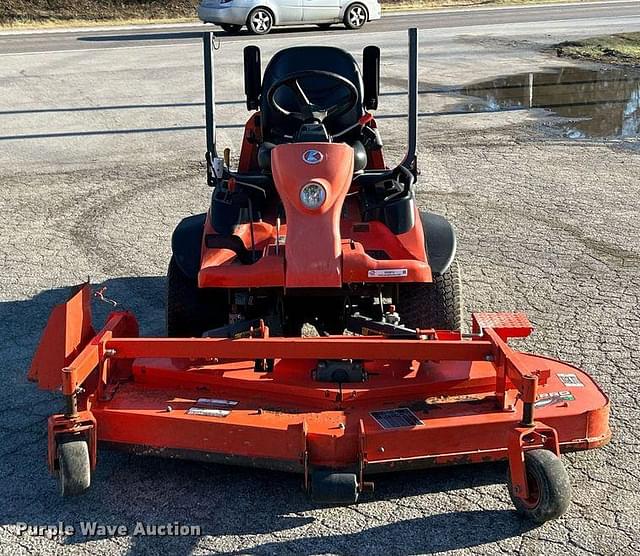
397 260 463 330
508 449 571 524
343 3 367 30
311 470 359 504
247 7 273 35
57 439 90 497
316 23 332 29
220 23 242 33
166 256 228 337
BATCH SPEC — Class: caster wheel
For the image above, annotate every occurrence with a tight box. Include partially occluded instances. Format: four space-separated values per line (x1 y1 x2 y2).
508 449 571 523
310 470 358 504
57 439 91 497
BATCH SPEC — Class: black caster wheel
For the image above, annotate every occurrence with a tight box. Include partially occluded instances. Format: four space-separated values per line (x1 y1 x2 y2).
508 449 571 523
57 438 91 497
310 470 359 504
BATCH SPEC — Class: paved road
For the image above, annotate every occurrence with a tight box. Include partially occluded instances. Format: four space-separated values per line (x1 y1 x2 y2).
0 0 639 54
1 2 639 555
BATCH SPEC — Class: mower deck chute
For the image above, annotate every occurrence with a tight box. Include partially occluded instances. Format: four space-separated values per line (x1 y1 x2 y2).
28 28 610 523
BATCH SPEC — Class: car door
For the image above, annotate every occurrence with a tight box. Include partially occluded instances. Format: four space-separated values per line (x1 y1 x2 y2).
277 0 304 23
302 0 340 23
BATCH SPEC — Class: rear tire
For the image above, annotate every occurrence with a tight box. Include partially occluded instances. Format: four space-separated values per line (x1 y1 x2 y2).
57 439 90 497
247 7 273 34
344 3 367 30
508 449 571 523
220 23 242 33
397 260 463 330
166 256 228 337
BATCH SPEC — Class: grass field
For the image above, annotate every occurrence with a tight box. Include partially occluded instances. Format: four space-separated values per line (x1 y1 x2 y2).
556 32 640 65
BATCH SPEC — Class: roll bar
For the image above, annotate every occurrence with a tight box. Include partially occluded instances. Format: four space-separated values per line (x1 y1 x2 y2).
401 27 418 176
201 28 419 183
203 32 217 186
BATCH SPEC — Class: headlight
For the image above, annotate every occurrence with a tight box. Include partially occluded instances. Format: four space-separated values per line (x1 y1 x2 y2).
299 182 326 210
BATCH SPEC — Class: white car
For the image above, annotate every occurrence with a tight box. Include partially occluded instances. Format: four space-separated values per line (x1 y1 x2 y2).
198 0 381 35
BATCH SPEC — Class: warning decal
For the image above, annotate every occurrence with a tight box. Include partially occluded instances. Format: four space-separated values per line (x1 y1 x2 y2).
535 391 575 408
557 373 584 387
368 269 408 278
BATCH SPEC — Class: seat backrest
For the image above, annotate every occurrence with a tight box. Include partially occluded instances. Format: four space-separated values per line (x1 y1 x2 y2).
260 46 365 144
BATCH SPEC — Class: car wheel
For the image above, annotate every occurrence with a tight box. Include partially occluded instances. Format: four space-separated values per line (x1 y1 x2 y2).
247 8 273 35
220 23 242 33
344 3 367 30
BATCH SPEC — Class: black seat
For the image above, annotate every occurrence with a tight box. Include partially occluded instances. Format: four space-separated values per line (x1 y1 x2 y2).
260 46 366 144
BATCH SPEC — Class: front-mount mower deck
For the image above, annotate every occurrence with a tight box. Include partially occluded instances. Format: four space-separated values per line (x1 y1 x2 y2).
29 29 610 524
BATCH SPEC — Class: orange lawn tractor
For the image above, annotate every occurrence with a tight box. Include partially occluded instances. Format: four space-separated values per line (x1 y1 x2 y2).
29 29 610 524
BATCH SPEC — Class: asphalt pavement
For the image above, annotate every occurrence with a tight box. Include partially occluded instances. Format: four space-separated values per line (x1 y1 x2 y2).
0 1 639 554
0 0 639 54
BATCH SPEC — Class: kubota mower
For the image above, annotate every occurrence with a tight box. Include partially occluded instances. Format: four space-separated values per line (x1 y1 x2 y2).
29 29 610 523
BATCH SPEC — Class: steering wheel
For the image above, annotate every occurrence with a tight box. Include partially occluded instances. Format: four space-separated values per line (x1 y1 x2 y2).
266 70 359 124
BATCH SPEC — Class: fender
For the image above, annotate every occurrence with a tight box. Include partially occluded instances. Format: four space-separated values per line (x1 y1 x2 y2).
171 213 206 280
420 211 457 275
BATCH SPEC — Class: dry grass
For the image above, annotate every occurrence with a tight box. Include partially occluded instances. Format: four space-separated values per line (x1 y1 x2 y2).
556 33 640 66
381 0 597 10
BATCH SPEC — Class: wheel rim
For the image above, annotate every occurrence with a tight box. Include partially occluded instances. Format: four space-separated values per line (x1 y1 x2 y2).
251 10 271 33
521 471 542 509
349 6 366 27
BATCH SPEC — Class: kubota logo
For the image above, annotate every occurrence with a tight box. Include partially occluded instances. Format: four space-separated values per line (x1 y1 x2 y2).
302 149 323 164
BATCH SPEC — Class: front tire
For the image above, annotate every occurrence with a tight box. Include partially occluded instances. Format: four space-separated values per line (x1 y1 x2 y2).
247 8 273 35
344 3 367 30
508 449 571 523
397 260 463 330
220 23 242 33
166 256 228 337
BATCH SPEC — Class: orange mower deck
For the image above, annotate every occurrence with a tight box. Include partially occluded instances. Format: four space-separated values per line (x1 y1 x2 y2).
30 285 610 505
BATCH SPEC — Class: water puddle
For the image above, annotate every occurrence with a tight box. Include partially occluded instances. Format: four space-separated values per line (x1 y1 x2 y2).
454 66 640 139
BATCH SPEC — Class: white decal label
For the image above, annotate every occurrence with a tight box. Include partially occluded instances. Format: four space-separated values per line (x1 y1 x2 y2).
535 391 575 408
368 269 408 278
187 408 230 417
557 373 584 387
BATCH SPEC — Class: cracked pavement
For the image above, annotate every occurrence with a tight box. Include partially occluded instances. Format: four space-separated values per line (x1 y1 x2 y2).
0 12 639 556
